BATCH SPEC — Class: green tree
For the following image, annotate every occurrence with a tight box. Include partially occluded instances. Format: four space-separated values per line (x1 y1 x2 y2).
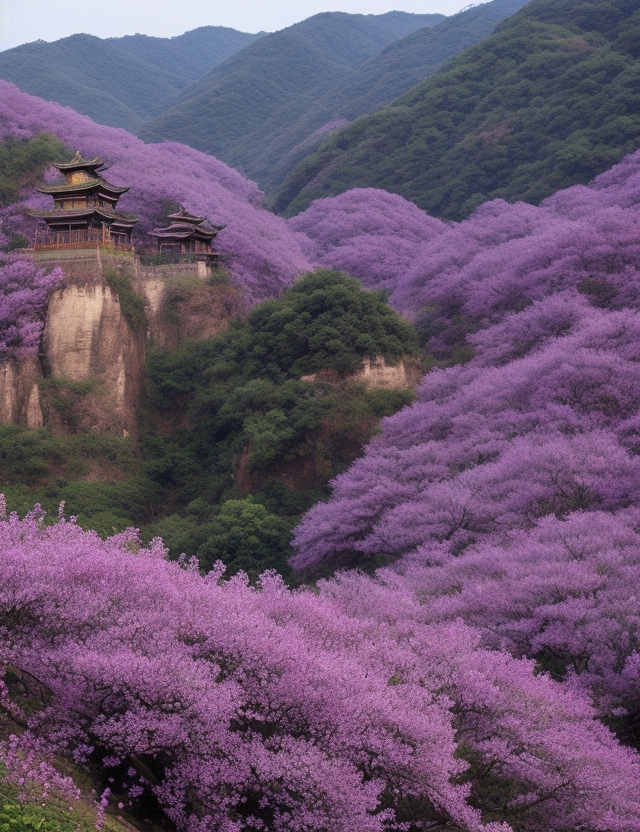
197 497 291 578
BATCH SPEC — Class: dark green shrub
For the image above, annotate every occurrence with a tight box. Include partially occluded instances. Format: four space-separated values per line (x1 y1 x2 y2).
103 267 146 333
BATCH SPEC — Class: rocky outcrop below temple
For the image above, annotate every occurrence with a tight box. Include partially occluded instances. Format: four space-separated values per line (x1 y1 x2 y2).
0 248 416 435
41 278 144 434
139 262 244 349
0 357 44 428
0 249 240 435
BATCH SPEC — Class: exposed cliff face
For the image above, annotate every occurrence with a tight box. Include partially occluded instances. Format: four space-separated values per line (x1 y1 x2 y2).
41 279 144 433
0 252 243 435
0 358 43 428
301 355 422 389
138 265 244 349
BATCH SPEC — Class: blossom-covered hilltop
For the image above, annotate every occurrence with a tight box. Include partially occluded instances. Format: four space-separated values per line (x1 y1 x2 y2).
292 145 640 740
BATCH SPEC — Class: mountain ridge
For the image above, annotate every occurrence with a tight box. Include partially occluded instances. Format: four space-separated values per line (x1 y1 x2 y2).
236 0 530 193
0 26 266 132
271 0 640 219
137 11 445 163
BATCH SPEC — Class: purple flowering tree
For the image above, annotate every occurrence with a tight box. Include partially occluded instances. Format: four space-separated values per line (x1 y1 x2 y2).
2 509 640 831
0 222 62 359
291 147 640 729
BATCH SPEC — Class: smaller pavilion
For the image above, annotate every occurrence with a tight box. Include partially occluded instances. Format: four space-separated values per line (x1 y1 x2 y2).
30 151 138 250
150 210 225 265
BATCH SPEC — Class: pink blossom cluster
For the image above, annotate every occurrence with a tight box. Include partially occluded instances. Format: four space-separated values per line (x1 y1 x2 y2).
2 510 639 831
0 244 63 359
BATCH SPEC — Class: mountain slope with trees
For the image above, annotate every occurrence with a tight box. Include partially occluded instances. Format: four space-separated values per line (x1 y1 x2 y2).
137 11 444 163
235 0 530 193
0 26 265 132
272 0 640 219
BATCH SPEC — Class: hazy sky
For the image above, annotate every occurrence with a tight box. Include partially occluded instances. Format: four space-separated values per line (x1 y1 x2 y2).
0 0 474 49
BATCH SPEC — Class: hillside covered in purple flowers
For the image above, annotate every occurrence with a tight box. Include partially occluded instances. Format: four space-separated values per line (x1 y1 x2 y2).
2 75 640 831
292 139 640 747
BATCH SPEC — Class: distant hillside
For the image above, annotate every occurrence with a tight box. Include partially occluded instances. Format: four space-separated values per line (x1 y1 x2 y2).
106 26 265 81
273 0 640 220
137 11 444 163
237 0 530 193
0 26 265 132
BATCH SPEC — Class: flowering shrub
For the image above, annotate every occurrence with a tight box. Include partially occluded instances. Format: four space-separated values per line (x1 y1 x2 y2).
291 147 640 734
1 509 640 831
0 231 62 359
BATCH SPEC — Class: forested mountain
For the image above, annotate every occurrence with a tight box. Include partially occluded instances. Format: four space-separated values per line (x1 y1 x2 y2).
137 11 444 162
0 26 265 132
235 0 530 193
105 26 264 80
273 0 640 219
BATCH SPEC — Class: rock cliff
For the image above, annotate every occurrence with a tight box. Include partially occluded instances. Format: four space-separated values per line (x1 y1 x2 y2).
0 357 43 428
0 250 144 433
41 278 144 433
301 355 422 389
0 251 244 434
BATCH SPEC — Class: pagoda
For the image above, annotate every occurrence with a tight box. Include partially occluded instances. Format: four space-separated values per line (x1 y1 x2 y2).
30 151 138 250
149 209 225 264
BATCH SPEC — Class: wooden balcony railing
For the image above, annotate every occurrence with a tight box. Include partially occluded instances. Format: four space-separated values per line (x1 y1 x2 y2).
34 229 134 253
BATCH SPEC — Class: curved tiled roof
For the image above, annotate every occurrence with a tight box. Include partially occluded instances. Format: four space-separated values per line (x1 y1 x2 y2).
53 151 104 173
37 177 129 197
28 206 138 226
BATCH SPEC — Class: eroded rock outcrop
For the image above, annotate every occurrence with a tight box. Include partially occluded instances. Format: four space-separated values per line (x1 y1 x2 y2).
0 252 241 434
301 355 422 389
0 358 44 428
137 265 244 348
41 278 144 433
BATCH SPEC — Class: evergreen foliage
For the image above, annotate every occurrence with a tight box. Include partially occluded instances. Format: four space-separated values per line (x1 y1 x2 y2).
142 271 417 576
0 425 158 537
138 12 443 164
273 0 640 219
102 267 147 333
238 270 418 377
0 134 67 205
0 28 264 133
246 0 529 194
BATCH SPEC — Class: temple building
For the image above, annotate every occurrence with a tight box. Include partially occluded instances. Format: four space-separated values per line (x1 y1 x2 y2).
150 210 225 265
30 152 138 250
